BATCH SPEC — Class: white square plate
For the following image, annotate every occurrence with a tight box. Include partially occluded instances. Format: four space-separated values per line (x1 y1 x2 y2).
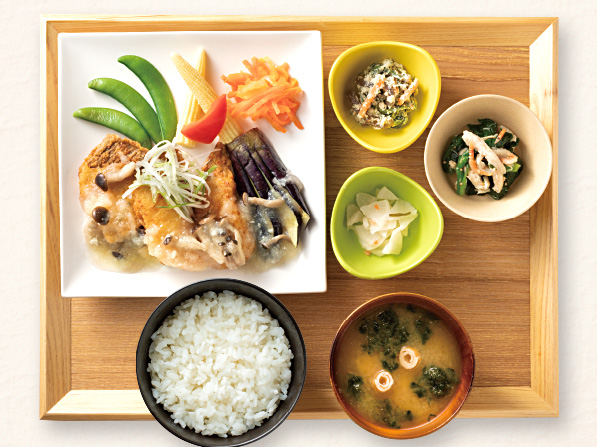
59 31 326 297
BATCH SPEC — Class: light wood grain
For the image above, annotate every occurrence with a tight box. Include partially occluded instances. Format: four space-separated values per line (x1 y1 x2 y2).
40 17 71 419
529 20 559 417
43 386 553 421
40 16 558 420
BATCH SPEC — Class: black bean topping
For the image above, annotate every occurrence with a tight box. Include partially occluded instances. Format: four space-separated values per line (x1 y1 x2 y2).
224 251 232 257
163 235 172 245
232 239 238 245
92 207 110 225
225 235 232 242
218 242 225 246
137 226 146 236
94 173 108 191
219 231 227 237
111 251 123 259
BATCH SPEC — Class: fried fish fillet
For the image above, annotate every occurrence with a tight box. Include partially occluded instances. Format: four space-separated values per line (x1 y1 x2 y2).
131 144 255 271
78 134 147 244
194 144 255 268
79 135 254 271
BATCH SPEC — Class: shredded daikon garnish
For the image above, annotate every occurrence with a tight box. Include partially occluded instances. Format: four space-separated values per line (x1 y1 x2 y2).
123 141 214 223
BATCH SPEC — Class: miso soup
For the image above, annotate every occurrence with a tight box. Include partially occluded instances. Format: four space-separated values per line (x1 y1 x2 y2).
333 303 462 429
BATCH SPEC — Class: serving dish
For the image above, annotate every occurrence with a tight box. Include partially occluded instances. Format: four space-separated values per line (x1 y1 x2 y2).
58 30 326 297
329 292 474 438
424 94 553 221
41 16 557 421
330 167 443 279
328 41 441 153
136 279 306 446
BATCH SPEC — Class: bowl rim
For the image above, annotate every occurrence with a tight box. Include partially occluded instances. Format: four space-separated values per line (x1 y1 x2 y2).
329 292 475 439
330 166 444 279
136 278 307 447
424 93 553 222
328 40 441 154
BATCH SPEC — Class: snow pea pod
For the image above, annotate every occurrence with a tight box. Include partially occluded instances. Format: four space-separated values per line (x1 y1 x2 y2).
118 55 177 141
73 107 151 148
88 77 162 144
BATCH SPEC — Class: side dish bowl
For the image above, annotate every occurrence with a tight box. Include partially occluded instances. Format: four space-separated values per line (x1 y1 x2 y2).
424 94 553 221
330 167 443 279
136 279 307 447
328 41 441 153
329 292 475 439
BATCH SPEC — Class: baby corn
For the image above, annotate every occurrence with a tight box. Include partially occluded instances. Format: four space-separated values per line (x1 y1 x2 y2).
171 52 242 144
173 49 207 147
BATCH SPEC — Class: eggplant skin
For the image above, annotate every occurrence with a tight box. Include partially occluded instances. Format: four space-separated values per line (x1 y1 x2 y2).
226 128 311 219
225 128 312 251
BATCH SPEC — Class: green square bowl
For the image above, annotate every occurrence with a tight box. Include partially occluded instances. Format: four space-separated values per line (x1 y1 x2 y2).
331 167 443 279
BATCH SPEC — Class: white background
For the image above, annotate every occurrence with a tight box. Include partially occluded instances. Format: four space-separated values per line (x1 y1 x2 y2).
1 0 595 446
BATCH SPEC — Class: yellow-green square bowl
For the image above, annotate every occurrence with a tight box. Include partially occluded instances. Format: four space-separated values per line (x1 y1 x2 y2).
331 167 443 279
328 41 441 153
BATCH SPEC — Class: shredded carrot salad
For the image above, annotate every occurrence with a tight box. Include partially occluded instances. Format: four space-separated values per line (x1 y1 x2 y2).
221 57 304 133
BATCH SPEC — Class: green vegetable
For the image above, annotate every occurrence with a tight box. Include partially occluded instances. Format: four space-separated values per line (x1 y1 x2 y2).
347 374 364 400
414 365 459 399
455 151 470 196
465 180 479 196
467 118 519 151
118 55 178 141
410 382 427 398
489 163 524 200
444 118 523 199
381 359 399 372
416 320 431 344
359 308 410 371
415 311 439 344
442 134 466 174
73 107 151 148
467 118 497 137
373 399 413 429
88 77 162 144
506 162 522 173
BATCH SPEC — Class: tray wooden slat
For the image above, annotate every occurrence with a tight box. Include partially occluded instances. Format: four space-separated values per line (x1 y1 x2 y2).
41 15 558 420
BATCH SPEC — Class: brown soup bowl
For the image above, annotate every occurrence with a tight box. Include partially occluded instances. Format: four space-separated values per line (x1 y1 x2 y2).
329 292 474 439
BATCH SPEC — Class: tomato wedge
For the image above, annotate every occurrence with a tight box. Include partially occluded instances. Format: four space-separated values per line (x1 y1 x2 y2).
181 94 228 144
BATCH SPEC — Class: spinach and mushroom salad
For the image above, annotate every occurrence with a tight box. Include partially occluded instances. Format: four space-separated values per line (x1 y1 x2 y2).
332 304 462 429
347 59 419 129
442 118 523 199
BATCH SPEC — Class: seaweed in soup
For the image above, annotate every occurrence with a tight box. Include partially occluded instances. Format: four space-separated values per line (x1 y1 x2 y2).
347 374 364 400
415 312 439 345
412 366 459 400
359 308 410 371
373 399 414 429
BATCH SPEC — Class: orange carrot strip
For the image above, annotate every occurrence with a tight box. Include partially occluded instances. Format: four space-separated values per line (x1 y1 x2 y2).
358 76 384 118
222 57 303 132
496 128 507 142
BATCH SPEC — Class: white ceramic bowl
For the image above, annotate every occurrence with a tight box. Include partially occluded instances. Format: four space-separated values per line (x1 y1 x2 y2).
424 95 553 222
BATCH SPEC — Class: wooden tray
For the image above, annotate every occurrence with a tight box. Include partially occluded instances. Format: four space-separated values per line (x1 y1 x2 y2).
41 16 558 420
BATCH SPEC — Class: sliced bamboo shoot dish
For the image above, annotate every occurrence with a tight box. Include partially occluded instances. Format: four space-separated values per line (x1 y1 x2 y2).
346 186 417 256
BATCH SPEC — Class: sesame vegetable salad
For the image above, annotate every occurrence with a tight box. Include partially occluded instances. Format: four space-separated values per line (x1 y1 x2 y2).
347 58 419 129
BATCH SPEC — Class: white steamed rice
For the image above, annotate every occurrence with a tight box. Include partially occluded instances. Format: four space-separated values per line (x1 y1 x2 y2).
148 290 293 437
